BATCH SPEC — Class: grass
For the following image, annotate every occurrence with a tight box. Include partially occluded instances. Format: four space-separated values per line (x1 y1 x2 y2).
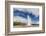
13 22 26 28
13 22 26 26
13 22 39 28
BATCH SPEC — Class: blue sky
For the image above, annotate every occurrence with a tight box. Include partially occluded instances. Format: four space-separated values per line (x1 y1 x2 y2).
13 8 39 24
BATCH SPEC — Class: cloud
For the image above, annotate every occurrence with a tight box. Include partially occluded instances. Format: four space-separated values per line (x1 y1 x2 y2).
13 8 39 24
13 16 28 24
14 9 39 21
14 8 39 16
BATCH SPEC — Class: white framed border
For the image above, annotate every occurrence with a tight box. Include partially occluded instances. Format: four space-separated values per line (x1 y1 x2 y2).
10 5 42 32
